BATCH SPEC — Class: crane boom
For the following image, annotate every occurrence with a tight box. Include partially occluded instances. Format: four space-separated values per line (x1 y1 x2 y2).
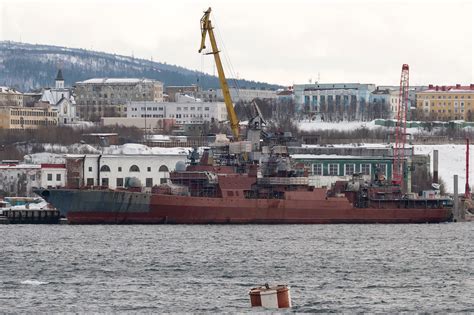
199 7 240 140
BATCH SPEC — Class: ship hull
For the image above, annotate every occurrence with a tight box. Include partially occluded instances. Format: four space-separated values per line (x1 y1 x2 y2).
36 189 452 224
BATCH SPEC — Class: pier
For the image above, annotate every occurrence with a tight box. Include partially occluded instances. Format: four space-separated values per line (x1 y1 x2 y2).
0 209 60 224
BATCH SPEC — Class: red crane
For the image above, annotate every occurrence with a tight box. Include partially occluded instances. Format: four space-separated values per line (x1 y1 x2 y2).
393 64 410 187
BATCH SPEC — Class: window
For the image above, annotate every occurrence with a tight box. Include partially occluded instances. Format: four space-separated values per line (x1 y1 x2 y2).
88 167 93 172
345 164 355 175
377 164 388 175
56 174 61 181
160 178 167 184
312 163 323 175
86 178 94 186
159 165 169 172
130 165 140 172
30 175 36 181
146 178 153 187
328 164 338 176
100 165 111 172
101 178 109 187
147 167 151 172
361 164 371 175
118 167 122 172
116 178 124 187
47 173 52 181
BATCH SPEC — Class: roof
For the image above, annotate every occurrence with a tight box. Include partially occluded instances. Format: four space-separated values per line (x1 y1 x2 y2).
77 78 158 85
421 84 474 93
0 164 41 169
277 90 293 96
0 86 22 94
41 163 66 168
291 154 393 160
55 69 64 81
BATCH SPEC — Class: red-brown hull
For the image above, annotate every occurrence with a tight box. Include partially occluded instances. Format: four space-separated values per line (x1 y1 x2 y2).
66 193 452 224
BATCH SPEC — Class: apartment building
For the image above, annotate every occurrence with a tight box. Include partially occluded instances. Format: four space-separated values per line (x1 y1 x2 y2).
416 84 474 120
0 106 58 129
75 78 164 121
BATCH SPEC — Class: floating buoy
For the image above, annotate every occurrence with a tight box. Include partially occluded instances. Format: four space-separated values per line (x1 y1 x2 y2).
249 283 291 308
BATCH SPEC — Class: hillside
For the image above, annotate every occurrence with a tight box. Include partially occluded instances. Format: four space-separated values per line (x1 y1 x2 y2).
0 41 281 92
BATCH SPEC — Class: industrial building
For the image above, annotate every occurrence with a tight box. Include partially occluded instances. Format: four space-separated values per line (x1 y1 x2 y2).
64 153 187 189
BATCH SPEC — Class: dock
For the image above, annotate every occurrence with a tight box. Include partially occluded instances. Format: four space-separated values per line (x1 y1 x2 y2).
1 209 60 224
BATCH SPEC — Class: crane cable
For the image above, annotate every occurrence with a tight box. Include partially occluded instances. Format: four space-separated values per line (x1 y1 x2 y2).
212 14 255 121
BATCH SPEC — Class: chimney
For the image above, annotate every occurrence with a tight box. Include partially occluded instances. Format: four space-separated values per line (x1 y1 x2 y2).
428 84 433 89
456 84 461 89
435 85 439 91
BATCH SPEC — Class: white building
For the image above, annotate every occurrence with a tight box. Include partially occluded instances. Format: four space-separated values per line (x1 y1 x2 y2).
370 88 400 118
40 70 76 124
65 153 188 189
127 100 228 125
196 88 277 103
0 163 66 196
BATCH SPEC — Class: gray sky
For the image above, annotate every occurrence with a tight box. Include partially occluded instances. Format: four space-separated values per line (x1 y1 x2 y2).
0 0 472 86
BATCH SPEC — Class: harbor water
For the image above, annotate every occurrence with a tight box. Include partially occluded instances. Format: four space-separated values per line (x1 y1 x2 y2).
0 224 472 312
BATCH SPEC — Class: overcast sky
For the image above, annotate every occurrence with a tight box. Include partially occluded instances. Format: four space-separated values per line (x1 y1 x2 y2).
0 0 472 86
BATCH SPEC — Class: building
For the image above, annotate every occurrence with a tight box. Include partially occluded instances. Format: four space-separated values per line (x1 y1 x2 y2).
196 88 277 103
0 106 59 129
290 145 422 189
293 83 376 120
378 85 427 110
416 84 474 121
276 89 294 102
0 163 66 196
127 101 228 125
293 154 394 188
65 154 187 189
39 70 76 124
75 78 164 121
165 85 200 102
0 86 23 107
370 88 400 118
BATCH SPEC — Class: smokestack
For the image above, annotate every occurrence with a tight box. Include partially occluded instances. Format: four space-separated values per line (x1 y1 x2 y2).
433 150 439 183
466 138 470 199
454 175 459 222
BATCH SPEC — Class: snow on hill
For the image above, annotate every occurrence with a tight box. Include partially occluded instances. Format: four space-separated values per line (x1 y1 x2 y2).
0 41 281 91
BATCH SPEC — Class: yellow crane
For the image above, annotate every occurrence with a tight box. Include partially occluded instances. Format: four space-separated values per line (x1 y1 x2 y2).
199 7 240 140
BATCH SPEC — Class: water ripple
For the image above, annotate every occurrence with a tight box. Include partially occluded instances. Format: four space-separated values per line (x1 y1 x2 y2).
0 223 472 312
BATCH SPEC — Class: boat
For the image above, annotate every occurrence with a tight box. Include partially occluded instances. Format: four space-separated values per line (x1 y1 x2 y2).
34 8 452 224
35 145 452 224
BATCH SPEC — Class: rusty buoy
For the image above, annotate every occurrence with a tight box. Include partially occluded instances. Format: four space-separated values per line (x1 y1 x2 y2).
249 283 291 308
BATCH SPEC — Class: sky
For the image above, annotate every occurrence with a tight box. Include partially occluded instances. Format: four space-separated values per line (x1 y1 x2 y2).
0 0 472 86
